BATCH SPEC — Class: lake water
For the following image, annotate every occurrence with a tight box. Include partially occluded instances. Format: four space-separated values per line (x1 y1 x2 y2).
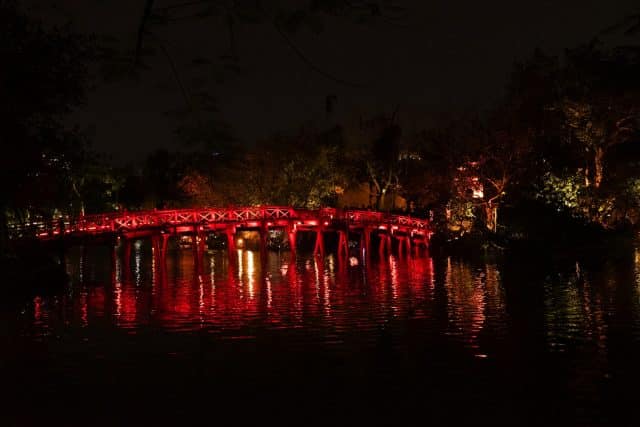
4 242 640 426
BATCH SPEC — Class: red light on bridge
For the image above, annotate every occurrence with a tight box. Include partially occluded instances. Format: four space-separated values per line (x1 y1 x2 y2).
24 207 431 246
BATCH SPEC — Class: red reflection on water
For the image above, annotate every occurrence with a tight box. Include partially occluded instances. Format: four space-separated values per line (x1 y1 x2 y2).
33 297 42 322
40 249 441 335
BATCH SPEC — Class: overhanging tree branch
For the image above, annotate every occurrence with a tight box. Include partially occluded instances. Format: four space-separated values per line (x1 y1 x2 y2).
135 0 155 65
273 22 368 88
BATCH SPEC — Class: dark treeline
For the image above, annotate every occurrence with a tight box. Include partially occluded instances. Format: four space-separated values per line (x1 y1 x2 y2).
2 1 640 250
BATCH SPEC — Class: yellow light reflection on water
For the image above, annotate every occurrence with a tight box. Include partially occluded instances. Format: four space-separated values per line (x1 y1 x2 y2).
390 255 399 316
247 250 256 300
134 240 142 286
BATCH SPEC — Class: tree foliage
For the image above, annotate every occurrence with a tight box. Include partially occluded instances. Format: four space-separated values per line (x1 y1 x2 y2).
0 1 96 225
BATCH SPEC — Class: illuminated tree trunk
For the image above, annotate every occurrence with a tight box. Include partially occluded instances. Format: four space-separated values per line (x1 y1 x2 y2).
375 192 382 210
72 180 85 217
485 202 498 233
594 146 604 189
584 161 590 187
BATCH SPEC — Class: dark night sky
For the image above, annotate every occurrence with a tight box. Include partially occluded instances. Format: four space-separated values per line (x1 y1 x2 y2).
24 0 640 163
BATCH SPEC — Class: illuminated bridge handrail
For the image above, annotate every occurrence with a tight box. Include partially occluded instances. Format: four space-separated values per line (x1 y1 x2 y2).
8 206 430 239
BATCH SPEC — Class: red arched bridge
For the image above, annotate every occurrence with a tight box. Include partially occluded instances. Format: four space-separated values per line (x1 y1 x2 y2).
11 206 431 258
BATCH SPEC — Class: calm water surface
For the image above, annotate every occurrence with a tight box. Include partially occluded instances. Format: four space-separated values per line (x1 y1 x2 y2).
4 243 640 426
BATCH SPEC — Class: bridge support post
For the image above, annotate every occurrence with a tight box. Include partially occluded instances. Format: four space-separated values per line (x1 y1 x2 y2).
152 234 161 264
337 230 348 258
362 227 372 258
379 233 390 257
161 233 169 260
313 228 325 257
193 230 206 271
152 233 169 270
151 233 166 283
287 226 297 256
412 237 423 255
397 236 410 258
260 223 268 263
226 226 236 264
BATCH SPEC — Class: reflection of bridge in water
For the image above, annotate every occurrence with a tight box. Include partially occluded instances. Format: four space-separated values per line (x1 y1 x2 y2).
13 206 431 266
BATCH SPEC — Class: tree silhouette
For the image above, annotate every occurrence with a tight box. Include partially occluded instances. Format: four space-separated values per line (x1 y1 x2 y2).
0 1 94 249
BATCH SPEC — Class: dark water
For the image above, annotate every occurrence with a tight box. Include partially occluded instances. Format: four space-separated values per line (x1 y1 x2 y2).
4 242 640 426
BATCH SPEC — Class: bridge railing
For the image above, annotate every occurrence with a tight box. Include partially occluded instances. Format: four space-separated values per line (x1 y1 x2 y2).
8 206 430 239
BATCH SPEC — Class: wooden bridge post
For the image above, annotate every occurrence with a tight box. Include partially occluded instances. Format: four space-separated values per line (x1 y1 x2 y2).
151 232 170 270
226 225 236 253
161 233 169 260
379 232 391 257
193 229 206 270
287 224 297 256
396 236 410 258
363 227 372 258
337 229 348 258
152 233 162 266
412 236 422 256
313 227 325 257
259 222 269 263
